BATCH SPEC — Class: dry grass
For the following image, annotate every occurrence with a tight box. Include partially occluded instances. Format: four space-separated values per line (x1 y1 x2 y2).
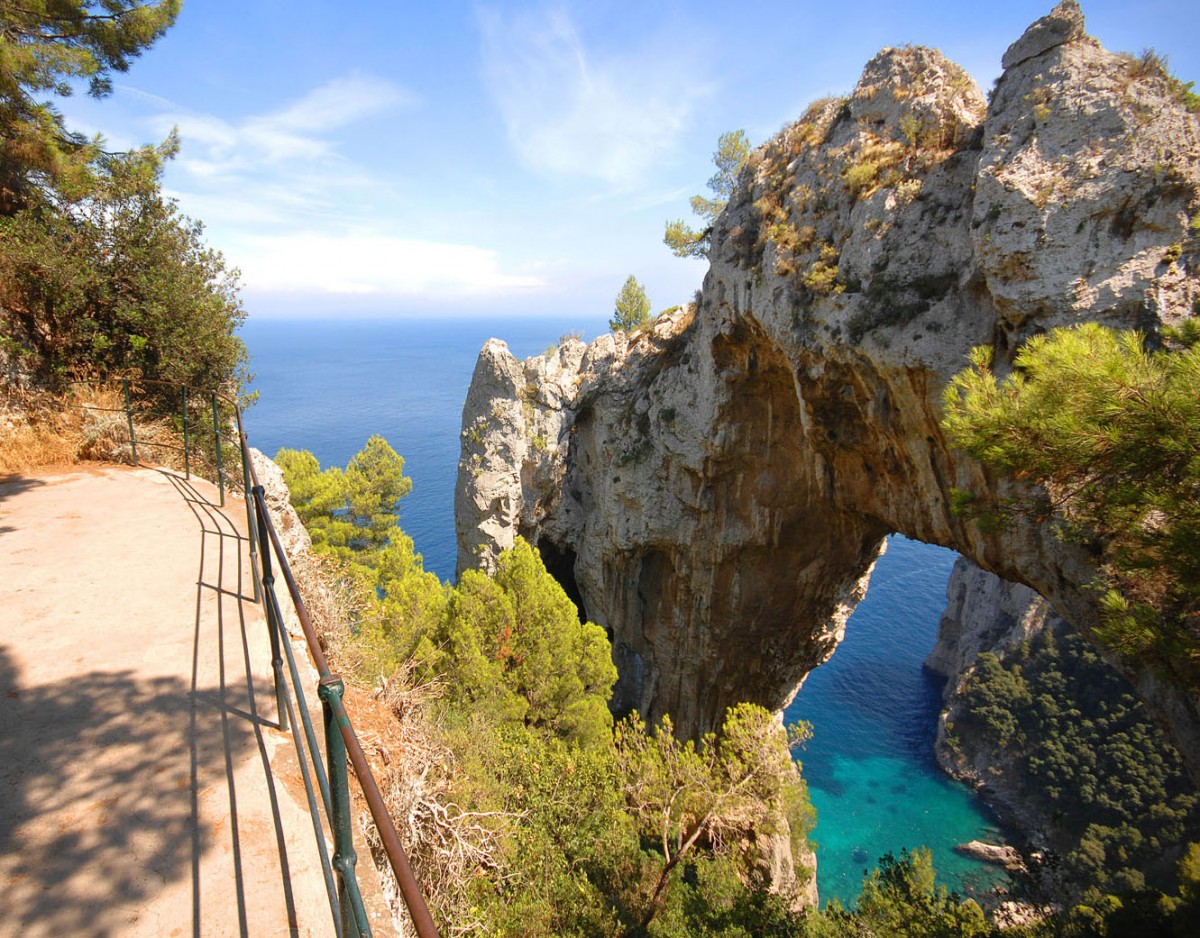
1 383 190 476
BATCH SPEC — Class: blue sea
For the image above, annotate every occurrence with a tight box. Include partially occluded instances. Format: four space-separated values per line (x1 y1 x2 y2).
240 316 1005 907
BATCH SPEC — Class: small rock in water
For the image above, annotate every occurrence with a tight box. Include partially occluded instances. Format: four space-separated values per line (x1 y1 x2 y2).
852 847 870 865
953 840 1025 872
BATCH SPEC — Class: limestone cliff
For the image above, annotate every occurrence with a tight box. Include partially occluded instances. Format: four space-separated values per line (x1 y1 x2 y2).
925 558 1049 686
924 559 1057 836
456 3 1200 769
926 560 1200 893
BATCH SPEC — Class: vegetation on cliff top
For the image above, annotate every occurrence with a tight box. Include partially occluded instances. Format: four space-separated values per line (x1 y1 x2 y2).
611 274 652 333
663 129 751 259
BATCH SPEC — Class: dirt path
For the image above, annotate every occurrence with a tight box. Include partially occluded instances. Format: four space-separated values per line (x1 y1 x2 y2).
0 465 341 937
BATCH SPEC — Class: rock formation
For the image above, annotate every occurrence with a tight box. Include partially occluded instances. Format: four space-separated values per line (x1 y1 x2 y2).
456 3 1200 770
924 557 1049 684
926 559 1200 894
924 558 1061 836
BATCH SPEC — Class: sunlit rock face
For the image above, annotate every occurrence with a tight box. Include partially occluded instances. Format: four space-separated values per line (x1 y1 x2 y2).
456 2 1200 770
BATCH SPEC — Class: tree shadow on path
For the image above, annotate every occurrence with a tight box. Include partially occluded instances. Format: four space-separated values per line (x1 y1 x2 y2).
0 474 46 536
0 646 250 937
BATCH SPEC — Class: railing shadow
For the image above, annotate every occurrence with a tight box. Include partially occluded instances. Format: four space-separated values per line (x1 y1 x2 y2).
0 644 245 937
159 470 301 938
1 373 439 935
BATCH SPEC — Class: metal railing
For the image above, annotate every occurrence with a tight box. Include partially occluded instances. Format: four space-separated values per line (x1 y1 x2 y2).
73 378 238 505
96 380 440 938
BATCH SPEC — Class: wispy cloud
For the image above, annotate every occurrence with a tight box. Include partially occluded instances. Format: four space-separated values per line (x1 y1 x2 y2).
93 74 545 300
151 73 412 196
479 4 712 187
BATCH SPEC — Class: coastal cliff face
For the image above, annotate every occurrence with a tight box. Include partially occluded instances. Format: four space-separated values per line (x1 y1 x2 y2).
456 2 1200 764
926 560 1200 893
924 559 1055 830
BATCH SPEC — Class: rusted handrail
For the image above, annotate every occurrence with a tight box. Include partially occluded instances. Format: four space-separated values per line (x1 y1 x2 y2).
236 410 441 938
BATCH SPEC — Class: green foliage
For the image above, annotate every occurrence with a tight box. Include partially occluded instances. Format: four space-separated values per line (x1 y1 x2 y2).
0 136 248 393
611 274 651 333
614 704 812 935
664 129 751 258
0 0 181 212
941 323 1200 670
437 717 633 936
436 541 618 746
843 160 880 199
276 436 412 564
278 434 825 934
955 625 1200 901
802 259 842 295
0 3 244 398
799 850 990 937
854 849 991 937
281 435 817 934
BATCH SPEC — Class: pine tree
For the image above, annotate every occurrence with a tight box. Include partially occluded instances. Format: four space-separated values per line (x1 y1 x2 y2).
664 129 751 258
941 323 1200 669
610 274 650 333
0 0 180 212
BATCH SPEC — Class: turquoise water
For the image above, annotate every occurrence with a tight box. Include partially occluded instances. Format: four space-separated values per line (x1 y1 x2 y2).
240 316 1006 908
785 536 1007 905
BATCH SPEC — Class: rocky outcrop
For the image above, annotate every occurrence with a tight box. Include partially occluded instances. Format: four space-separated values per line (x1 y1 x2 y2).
953 840 1026 872
250 447 312 559
925 559 1058 838
455 3 1200 770
924 557 1049 683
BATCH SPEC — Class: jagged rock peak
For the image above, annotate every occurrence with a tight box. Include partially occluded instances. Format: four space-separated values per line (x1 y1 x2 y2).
1002 0 1088 70
850 45 986 149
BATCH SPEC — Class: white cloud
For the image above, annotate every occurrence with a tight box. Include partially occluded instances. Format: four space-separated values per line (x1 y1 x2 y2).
66 72 547 303
233 232 545 297
152 72 410 185
479 4 712 186
268 74 418 131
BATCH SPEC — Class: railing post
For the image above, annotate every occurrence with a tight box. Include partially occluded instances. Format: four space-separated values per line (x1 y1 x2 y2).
122 379 139 467
181 386 191 479
211 393 225 507
320 676 371 938
242 444 261 602
253 485 290 733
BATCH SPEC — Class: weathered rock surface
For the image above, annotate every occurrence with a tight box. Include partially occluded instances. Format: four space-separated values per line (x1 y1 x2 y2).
925 559 1059 839
924 557 1049 683
250 447 312 560
953 840 1026 872
455 3 1200 773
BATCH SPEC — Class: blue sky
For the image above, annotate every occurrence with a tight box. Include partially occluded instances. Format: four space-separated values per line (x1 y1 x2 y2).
57 1 1200 321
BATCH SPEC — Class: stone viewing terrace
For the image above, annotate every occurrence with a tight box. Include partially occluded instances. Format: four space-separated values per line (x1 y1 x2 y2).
0 465 389 938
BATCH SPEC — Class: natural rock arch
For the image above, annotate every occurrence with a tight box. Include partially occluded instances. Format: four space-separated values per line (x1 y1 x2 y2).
455 2 1200 773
